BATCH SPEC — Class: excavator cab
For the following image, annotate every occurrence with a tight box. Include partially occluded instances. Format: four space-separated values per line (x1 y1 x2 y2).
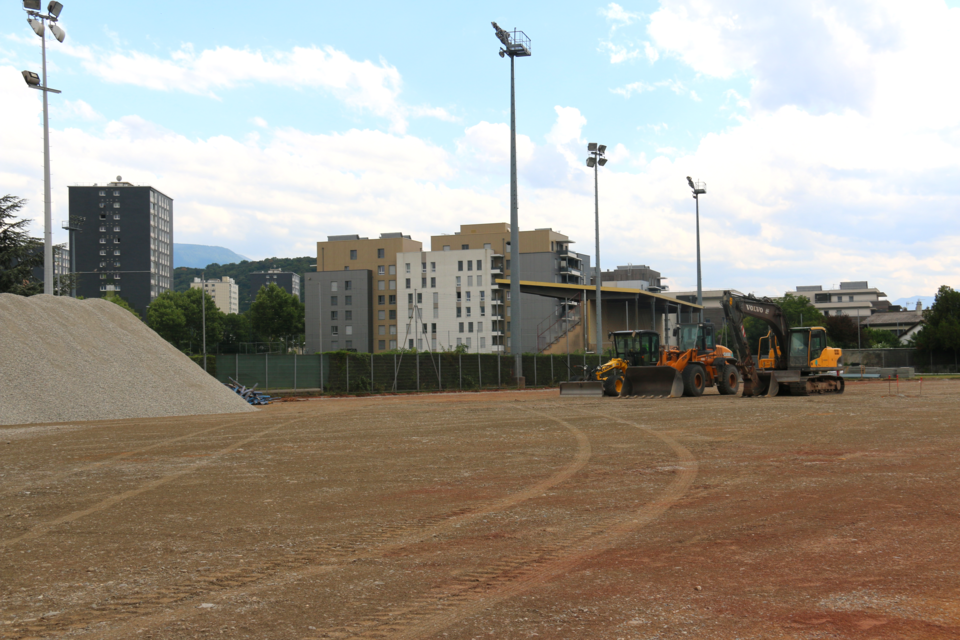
788 327 839 370
675 323 715 354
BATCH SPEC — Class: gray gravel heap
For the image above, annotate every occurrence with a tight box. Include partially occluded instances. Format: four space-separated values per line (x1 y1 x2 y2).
0 294 255 425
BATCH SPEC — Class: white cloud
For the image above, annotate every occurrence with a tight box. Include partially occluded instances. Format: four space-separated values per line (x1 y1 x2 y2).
611 78 700 101
51 99 102 121
250 116 268 128
601 3 645 29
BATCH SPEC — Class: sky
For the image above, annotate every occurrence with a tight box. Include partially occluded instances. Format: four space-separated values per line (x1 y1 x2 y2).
2 0 960 302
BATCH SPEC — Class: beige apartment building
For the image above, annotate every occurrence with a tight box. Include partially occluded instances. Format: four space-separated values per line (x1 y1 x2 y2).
190 276 239 315
308 233 422 354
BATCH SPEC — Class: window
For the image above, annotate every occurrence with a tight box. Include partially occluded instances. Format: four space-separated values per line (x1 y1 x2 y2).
113 226 120 232
433 292 439 303
99 190 105 196
390 340 397 349
345 295 352 305
346 340 353 349
430 277 436 288
836 295 842 302
350 249 357 260
378 295 385 305
480 291 486 300
480 337 486 348
408 293 414 304
824 310 830 316
461 244 469 250
100 261 106 267
379 340 386 350
469 322 474 333
378 248 385 259
378 265 385 275
458 260 463 271
389 325 397 335
409 339 414 349
345 326 353 335
99 238 106 244
113 203 120 208
422 262 426 273
331 282 338 291
389 265 396 275
422 323 428 334
114 237 121 243
405 263 411 273
466 291 472 301
456 276 461 287
465 337 472 348
476 260 482 271
433 308 438 319
457 338 462 346
99 225 106 232
457 292 462 301
100 273 107 279
484 243 491 250
467 261 473 272
113 190 120 196
477 275 483 287
478 322 483 333
378 280 385 290
408 308 414 318
99 204 105 210
422 278 427 288
345 280 352 290
443 245 450 251
480 305 486 316
331 296 338 305
389 309 397 320
848 296 854 302
505 242 511 253
467 307 472 317
431 323 436 334
331 311 338 321
405 278 411 289
379 310 386 320
389 280 396 290
431 262 436 272
100 249 106 256
389 295 397 304
379 325 386 335
345 311 353 321
331 326 339 336
459 322 464 333
113 214 120 220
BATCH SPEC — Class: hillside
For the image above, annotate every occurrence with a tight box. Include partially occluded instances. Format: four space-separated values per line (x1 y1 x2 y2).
173 244 251 269
174 256 315 313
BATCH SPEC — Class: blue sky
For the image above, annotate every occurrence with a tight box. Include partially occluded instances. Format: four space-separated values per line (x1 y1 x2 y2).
3 0 959 302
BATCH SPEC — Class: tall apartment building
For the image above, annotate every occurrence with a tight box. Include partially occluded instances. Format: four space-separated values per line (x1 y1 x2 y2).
791 282 887 318
397 248 504 353
68 178 173 317
305 232 421 354
190 276 239 314
250 269 301 300
430 223 590 353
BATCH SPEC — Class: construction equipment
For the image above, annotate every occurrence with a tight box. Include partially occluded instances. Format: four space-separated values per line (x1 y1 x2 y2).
721 292 845 397
658 322 741 397
559 330 684 398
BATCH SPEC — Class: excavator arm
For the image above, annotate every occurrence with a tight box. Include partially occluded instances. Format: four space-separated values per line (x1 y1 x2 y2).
720 291 788 396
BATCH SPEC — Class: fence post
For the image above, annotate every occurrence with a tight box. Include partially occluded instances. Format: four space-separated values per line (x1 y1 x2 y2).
320 353 324 393
551 356 554 385
534 355 537 387
498 351 501 388
235 353 238 382
394 353 398 392
417 350 420 393
371 353 374 393
478 352 482 390
459 353 462 391
265 353 269 390
346 355 350 394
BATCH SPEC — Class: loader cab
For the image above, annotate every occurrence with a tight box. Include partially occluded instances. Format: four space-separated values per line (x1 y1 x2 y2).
674 323 715 354
611 331 661 367
787 327 828 369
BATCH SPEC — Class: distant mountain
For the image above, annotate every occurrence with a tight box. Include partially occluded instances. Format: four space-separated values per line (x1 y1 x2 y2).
892 296 936 311
173 244 251 269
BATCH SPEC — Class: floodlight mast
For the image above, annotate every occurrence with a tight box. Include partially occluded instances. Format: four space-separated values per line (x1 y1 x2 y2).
492 21 530 384
686 176 707 321
586 143 609 356
22 0 65 296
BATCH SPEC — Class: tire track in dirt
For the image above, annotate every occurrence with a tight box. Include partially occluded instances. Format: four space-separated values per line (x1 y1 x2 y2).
0 415 259 500
0 413 314 551
312 407 697 640
47 407 592 640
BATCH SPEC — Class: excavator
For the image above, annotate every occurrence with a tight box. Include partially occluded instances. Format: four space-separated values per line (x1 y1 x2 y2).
720 291 845 396
558 324 741 398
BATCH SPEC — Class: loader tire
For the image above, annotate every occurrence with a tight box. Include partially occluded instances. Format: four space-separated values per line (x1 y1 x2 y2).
717 364 740 395
682 364 706 397
602 372 621 397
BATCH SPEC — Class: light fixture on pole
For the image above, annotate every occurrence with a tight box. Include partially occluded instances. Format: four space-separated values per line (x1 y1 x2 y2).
587 143 608 355
22 0 65 296
686 176 706 322
492 21 530 385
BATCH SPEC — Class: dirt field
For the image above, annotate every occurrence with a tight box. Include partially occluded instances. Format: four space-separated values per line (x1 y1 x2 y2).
2 380 959 639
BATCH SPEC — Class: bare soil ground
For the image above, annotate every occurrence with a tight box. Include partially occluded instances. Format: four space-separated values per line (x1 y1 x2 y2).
2 380 959 639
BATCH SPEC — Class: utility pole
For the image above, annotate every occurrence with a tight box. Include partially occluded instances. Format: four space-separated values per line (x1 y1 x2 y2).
686 176 707 322
201 271 207 372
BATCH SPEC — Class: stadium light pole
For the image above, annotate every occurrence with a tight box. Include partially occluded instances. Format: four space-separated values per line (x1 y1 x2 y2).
201 271 207 372
22 1 65 296
587 143 608 355
687 176 706 323
492 21 531 384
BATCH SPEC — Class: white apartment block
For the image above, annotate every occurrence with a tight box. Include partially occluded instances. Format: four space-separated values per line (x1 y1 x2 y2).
791 281 886 319
397 249 506 353
191 276 239 315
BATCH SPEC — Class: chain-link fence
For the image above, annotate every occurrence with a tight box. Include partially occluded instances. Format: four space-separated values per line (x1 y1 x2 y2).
215 352 610 392
843 348 960 373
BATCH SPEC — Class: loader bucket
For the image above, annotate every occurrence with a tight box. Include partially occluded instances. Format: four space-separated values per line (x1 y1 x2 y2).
742 372 779 398
620 366 685 398
559 380 605 397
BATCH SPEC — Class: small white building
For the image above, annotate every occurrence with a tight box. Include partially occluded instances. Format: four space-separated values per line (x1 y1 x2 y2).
191 276 239 315
397 249 505 353
791 282 887 319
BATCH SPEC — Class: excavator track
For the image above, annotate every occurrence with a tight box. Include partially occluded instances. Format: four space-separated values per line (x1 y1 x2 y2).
781 376 845 396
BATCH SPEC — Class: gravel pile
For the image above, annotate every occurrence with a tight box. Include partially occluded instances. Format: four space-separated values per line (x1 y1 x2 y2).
0 294 255 425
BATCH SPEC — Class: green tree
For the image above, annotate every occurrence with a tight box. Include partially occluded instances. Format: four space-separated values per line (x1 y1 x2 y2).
862 327 900 348
0 195 42 296
823 315 860 348
914 286 960 358
220 312 254 353
147 288 225 352
248 283 304 350
102 291 141 319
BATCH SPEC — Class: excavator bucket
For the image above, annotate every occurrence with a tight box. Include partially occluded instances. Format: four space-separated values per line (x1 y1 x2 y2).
559 380 605 397
620 366 685 398
742 372 779 398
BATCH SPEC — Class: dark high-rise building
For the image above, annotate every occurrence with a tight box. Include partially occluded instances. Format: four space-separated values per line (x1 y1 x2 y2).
68 178 173 317
250 269 301 300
